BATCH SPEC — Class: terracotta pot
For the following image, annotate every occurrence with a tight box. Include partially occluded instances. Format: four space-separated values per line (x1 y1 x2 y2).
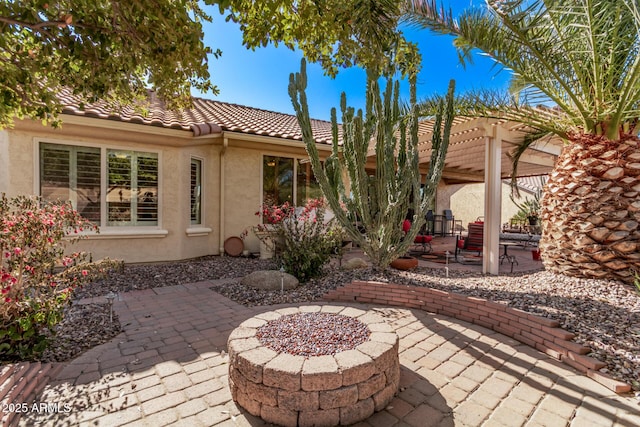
390 256 418 270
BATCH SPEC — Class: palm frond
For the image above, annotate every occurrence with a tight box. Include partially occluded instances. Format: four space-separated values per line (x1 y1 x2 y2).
415 88 569 138
403 0 640 139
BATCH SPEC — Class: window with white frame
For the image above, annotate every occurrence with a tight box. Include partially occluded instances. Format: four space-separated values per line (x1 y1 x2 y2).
190 158 202 225
39 142 159 227
262 155 321 206
40 143 101 223
107 150 158 226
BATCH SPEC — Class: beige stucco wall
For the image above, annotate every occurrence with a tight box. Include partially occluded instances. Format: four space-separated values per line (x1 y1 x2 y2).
3 118 322 263
222 141 324 255
441 182 532 232
3 119 225 263
224 145 263 254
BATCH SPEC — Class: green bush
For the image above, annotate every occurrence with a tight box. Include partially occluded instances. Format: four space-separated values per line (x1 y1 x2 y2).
254 199 342 282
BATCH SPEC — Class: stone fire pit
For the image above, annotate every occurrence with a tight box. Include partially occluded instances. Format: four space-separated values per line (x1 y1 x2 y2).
227 306 400 427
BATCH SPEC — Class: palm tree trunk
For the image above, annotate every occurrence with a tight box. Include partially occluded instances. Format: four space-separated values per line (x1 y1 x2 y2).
540 133 640 283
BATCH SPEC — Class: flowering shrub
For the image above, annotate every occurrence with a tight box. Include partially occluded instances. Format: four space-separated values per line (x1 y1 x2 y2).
257 201 295 225
252 199 343 282
0 194 121 361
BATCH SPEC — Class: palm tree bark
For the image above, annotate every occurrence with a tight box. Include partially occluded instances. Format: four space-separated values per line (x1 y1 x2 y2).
541 133 640 281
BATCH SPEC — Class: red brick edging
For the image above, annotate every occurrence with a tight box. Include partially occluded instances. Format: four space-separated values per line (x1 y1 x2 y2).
323 280 631 394
0 362 63 427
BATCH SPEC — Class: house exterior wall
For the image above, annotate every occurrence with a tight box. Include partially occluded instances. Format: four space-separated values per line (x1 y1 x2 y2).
3 119 226 263
224 145 263 254
223 140 328 254
2 119 319 264
444 182 531 231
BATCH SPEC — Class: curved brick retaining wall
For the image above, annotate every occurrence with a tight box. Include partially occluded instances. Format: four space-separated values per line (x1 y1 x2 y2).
323 280 631 394
227 306 400 427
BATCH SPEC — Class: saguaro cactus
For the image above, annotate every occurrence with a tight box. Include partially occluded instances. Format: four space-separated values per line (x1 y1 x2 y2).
289 59 454 269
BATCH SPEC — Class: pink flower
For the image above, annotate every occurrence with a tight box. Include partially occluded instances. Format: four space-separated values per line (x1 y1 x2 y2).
81 270 88 276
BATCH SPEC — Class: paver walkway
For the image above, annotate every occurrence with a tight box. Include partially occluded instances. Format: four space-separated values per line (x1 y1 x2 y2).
21 280 639 426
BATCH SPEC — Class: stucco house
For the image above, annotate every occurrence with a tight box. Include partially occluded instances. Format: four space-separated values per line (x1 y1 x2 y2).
1 90 558 270
0 90 337 263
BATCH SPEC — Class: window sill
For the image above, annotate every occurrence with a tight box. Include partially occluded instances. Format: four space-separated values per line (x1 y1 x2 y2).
82 229 169 239
186 227 213 237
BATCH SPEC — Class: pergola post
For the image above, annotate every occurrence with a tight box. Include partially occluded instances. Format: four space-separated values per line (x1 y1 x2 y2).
483 126 502 275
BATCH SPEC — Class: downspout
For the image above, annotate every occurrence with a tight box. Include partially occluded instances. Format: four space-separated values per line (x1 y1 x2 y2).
219 136 229 254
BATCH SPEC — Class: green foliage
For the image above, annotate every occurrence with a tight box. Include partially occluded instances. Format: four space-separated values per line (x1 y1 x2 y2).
406 0 640 141
0 0 217 129
253 199 342 282
1 0 419 129
509 175 546 224
0 194 121 361
222 0 420 78
278 209 343 283
289 59 455 269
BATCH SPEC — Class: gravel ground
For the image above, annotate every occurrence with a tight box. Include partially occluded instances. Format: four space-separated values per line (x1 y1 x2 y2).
42 255 639 392
257 312 371 357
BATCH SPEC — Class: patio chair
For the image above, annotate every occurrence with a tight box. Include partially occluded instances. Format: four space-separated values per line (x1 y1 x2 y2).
411 233 433 254
443 209 463 236
455 222 484 262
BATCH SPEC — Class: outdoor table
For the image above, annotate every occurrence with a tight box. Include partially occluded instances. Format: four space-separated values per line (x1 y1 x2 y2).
499 241 519 272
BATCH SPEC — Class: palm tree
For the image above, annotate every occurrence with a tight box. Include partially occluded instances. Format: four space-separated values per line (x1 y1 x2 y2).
405 0 640 283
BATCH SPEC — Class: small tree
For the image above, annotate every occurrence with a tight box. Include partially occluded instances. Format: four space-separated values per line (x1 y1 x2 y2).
288 59 455 269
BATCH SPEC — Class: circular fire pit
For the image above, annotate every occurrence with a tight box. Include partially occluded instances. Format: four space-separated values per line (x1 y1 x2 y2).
227 306 400 427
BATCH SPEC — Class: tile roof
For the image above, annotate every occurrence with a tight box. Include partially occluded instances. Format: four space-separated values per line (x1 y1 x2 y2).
58 88 338 144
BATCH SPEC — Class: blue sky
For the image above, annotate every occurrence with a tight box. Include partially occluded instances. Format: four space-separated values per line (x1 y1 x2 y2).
194 1 511 122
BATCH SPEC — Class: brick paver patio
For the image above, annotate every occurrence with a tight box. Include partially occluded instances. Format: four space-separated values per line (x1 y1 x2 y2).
20 278 639 426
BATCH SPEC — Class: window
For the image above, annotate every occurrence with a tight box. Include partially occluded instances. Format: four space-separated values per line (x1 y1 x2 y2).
190 158 202 225
107 150 158 226
263 156 294 205
40 143 101 223
296 159 322 202
39 142 159 227
262 155 321 206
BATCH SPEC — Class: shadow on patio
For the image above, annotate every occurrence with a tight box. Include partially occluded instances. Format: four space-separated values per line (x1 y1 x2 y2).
19 275 639 426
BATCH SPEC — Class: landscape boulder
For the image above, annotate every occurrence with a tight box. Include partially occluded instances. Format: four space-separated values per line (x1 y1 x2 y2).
342 257 368 270
241 270 299 291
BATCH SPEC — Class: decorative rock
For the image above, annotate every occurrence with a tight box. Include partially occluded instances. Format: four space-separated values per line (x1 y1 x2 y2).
342 257 368 270
241 270 299 291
